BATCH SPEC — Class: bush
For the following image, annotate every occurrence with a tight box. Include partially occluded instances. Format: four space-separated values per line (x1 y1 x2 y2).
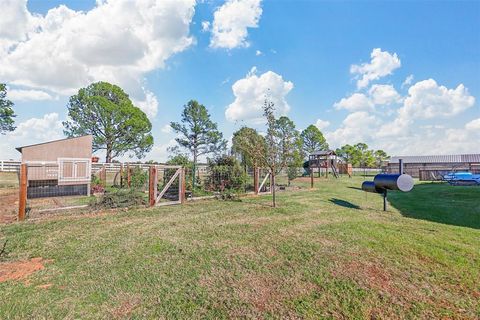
130 167 148 190
206 155 246 192
91 174 105 194
90 189 146 209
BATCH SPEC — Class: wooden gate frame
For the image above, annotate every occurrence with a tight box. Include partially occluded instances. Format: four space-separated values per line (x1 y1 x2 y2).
149 165 186 207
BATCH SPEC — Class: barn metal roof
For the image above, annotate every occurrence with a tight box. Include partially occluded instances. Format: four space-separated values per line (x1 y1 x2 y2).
15 135 92 152
389 154 480 164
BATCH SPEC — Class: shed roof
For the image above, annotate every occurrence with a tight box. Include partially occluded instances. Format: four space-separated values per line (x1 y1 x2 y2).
389 154 480 164
310 150 336 156
16 135 92 152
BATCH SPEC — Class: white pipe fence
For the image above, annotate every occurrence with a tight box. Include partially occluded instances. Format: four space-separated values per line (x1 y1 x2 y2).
0 160 210 173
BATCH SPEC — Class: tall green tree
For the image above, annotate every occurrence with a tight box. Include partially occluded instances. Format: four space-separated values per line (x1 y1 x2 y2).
300 125 329 156
63 82 153 163
170 100 226 193
0 84 16 134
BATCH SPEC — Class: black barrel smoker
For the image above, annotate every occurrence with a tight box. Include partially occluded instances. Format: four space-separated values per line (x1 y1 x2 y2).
361 159 414 211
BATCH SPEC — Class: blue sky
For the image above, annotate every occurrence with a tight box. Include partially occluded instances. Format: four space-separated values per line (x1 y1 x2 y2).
1 0 479 160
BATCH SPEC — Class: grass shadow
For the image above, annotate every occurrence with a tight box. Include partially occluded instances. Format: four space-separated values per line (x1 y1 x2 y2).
347 186 363 191
388 182 480 229
328 198 361 209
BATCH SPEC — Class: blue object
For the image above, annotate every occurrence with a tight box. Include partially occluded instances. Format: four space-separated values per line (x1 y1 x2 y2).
443 172 480 186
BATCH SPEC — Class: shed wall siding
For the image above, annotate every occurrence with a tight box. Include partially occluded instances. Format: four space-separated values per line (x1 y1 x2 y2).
21 136 92 162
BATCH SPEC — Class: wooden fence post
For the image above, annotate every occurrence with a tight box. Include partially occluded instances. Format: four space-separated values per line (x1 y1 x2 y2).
120 163 124 187
180 167 186 204
127 163 131 188
310 168 314 189
148 166 157 207
101 166 107 186
254 167 259 195
18 163 27 221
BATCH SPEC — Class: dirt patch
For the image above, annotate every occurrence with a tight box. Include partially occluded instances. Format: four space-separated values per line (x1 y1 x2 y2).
232 273 316 318
0 257 51 283
110 296 141 319
332 259 394 295
200 269 316 318
0 189 18 224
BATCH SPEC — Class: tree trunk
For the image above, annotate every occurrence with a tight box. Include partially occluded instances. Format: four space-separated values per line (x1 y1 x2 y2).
192 151 197 198
271 171 276 208
106 148 112 163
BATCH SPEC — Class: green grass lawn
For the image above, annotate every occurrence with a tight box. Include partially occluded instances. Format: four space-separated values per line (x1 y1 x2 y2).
0 177 479 319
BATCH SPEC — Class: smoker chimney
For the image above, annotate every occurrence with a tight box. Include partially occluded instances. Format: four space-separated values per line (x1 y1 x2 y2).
399 159 404 175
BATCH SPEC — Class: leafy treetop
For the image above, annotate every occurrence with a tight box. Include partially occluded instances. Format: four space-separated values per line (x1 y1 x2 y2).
300 125 329 156
0 84 16 134
63 81 153 162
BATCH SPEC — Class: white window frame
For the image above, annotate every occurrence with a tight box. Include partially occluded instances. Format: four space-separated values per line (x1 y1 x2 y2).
57 158 91 183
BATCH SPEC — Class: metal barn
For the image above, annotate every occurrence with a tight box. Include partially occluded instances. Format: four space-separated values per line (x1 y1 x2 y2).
387 154 480 180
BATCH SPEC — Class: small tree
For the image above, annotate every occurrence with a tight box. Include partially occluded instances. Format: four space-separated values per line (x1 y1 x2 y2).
374 150 390 168
63 82 153 162
170 100 226 195
0 84 16 134
232 127 266 169
300 125 329 156
232 100 296 207
276 116 302 185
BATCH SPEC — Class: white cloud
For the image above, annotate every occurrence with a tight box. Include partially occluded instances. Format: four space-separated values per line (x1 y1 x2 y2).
0 0 196 111
161 124 173 134
376 117 411 138
399 79 475 120
133 90 159 118
225 67 293 123
333 93 374 111
402 74 414 88
465 118 480 131
314 119 330 130
201 21 210 32
325 50 477 156
368 84 401 105
147 138 178 162
255 50 262 56
209 0 262 49
326 111 380 147
350 48 401 89
7 88 55 101
0 113 64 159
376 79 475 139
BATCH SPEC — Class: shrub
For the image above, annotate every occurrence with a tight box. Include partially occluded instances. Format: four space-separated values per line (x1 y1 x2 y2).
206 155 246 192
91 174 105 194
90 189 146 209
130 167 148 190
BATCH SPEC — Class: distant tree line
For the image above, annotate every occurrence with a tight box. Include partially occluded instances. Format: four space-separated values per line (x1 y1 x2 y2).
336 143 389 168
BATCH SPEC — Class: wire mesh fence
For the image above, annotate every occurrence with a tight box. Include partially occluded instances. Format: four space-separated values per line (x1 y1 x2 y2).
1 161 313 221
